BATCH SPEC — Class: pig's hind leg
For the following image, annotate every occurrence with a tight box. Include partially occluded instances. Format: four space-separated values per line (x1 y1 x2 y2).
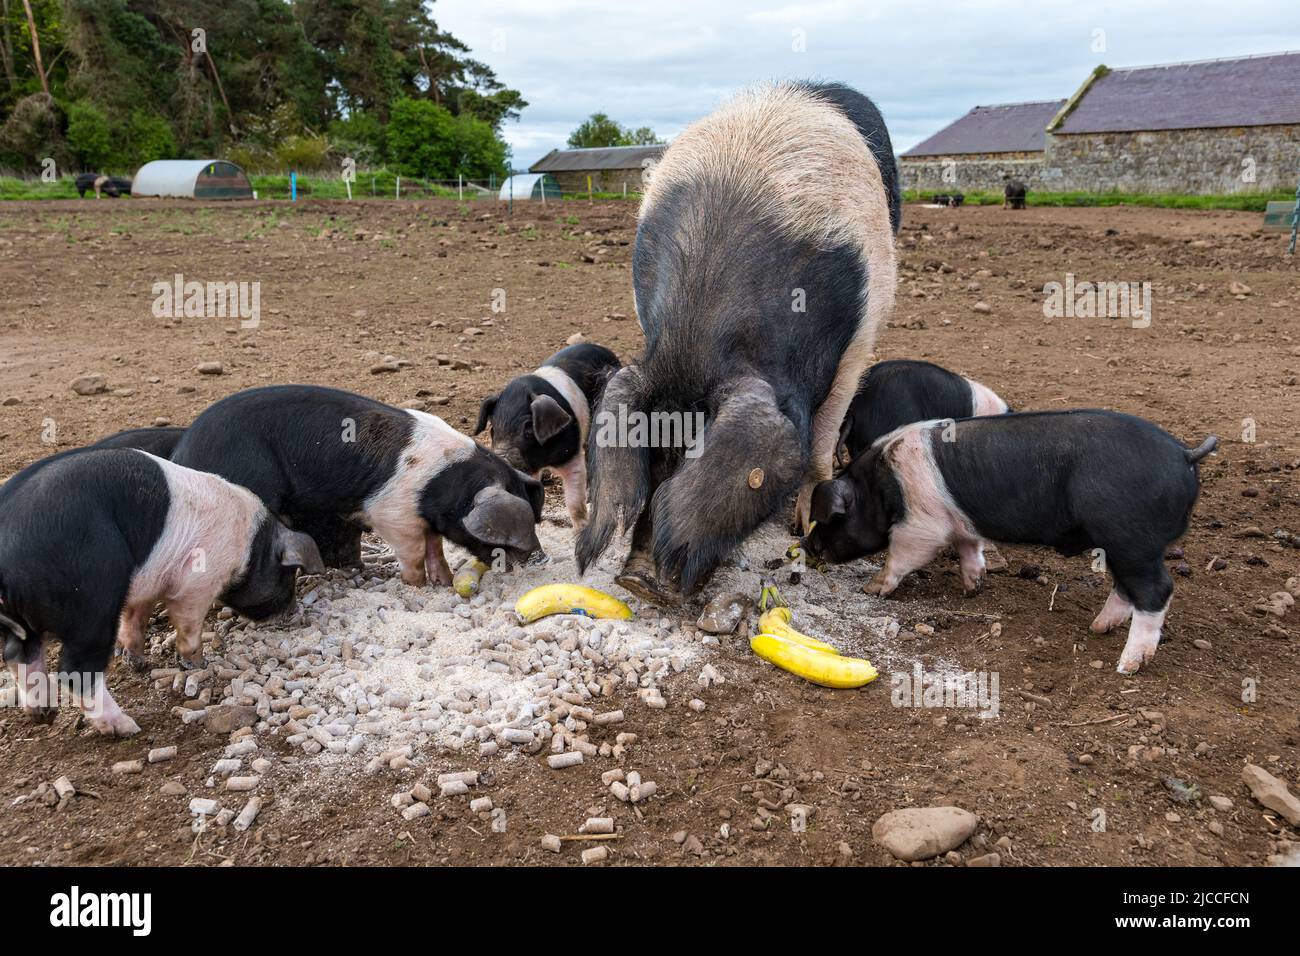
4 634 56 722
1109 557 1174 675
58 622 141 737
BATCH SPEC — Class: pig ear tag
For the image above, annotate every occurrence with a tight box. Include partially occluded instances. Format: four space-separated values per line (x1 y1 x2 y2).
748 468 764 489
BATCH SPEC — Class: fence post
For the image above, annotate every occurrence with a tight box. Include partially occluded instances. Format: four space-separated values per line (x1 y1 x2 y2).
458 174 463 201
396 175 400 199
290 170 296 202
587 174 593 203
1289 160 1299 256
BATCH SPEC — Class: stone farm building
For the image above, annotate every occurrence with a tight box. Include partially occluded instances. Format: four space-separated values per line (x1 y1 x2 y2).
529 144 666 195
901 50 1300 194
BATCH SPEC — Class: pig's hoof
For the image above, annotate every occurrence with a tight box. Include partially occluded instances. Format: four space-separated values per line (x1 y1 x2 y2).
1116 641 1158 675
91 712 141 737
615 569 684 607
26 706 57 724
178 653 207 672
116 647 150 672
1089 617 1115 634
428 566 452 587
863 577 895 597
401 569 429 587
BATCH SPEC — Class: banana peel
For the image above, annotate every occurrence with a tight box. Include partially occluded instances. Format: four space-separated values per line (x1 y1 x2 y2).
750 632 878 689
515 583 633 624
752 578 877 688
757 605 840 655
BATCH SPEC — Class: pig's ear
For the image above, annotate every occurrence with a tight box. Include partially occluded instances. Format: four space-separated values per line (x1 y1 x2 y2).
464 486 540 552
530 394 572 445
278 527 325 574
811 479 855 523
473 395 499 435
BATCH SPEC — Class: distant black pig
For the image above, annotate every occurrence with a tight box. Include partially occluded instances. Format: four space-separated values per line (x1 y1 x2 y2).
838 359 1008 464
804 410 1216 674
1004 180 1027 209
75 173 131 198
578 81 900 602
474 343 620 529
171 385 544 585
0 449 321 736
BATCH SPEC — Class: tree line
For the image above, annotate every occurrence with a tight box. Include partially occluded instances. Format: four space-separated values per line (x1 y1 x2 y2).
0 0 525 178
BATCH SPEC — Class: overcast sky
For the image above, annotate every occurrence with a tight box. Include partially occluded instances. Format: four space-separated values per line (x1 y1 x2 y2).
436 0 1300 168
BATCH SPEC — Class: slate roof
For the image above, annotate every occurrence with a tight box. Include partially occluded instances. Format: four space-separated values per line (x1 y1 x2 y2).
530 145 667 172
901 100 1065 157
1057 51 1300 134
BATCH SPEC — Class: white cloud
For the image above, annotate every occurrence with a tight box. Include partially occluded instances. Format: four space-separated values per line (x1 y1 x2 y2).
436 0 1300 168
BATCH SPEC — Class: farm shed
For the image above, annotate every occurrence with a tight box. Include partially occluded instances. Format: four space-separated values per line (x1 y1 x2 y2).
131 160 254 199
1044 51 1300 193
529 144 666 195
901 50 1300 195
899 100 1065 193
497 173 563 202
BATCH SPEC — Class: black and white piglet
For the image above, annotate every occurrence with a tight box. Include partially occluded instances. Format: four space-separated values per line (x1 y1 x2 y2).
0 449 322 736
171 385 545 585
804 410 1216 674
474 343 620 529
838 359 1008 464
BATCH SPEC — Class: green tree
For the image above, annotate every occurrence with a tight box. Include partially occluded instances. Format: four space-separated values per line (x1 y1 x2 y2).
66 99 112 168
568 112 625 148
122 110 176 164
624 125 663 145
449 110 506 178
568 113 663 148
0 0 524 173
385 96 455 176
386 97 505 179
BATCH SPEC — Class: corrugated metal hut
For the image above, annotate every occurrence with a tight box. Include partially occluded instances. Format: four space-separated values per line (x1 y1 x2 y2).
497 173 563 201
131 160 254 199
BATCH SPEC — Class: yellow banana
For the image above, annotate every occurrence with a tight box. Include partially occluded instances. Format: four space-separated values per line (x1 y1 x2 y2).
453 559 491 598
515 584 633 624
750 632 878 689
757 606 841 655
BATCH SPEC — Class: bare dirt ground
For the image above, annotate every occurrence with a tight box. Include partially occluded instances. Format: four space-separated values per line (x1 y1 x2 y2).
0 197 1297 867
